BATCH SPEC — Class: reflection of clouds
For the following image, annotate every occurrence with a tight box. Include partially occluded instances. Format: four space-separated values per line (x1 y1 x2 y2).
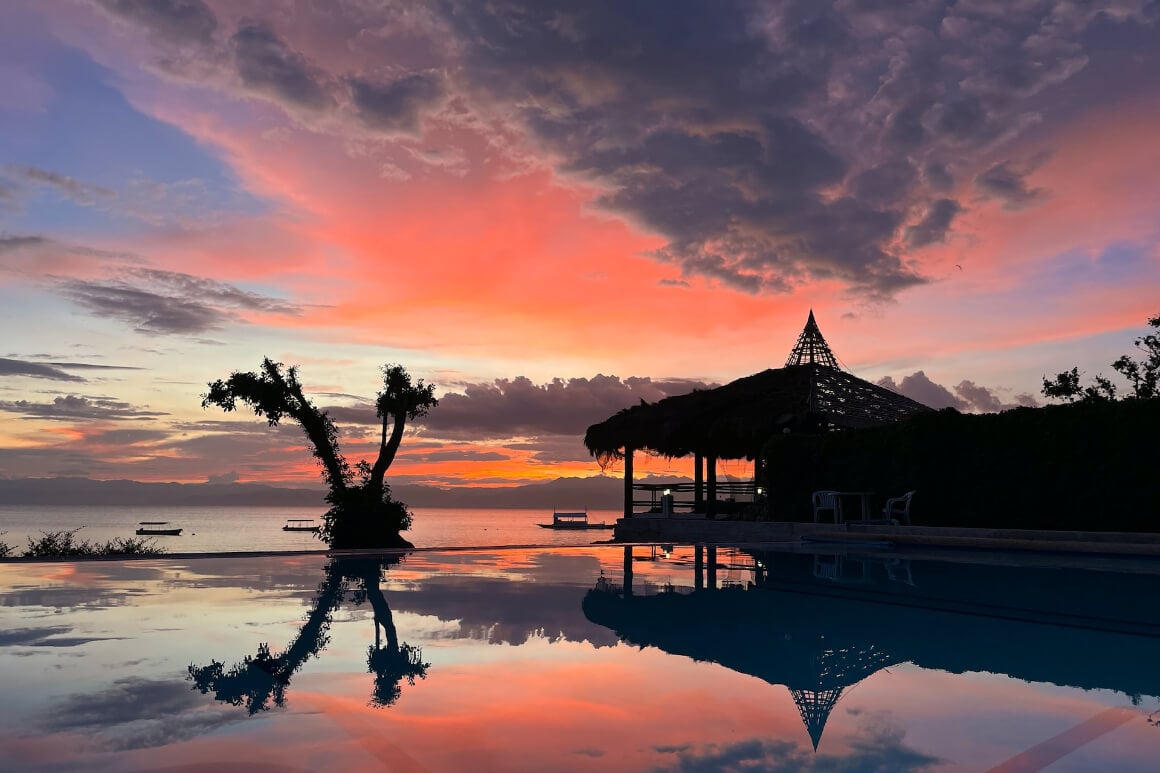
397 574 619 647
2 551 617 654
394 552 618 647
0 556 329 613
0 584 146 610
0 626 121 647
41 677 241 751
652 711 941 772
0 626 71 645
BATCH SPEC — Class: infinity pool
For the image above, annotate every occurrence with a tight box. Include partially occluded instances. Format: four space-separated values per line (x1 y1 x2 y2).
2 544 1158 771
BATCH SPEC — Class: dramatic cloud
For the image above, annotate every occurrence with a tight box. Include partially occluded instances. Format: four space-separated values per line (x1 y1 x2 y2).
879 372 1038 413
92 0 219 46
879 372 965 410
437 1 1153 300
975 160 1047 210
65 1 1157 303
419 375 715 439
0 394 167 421
0 357 86 382
231 22 334 113
348 72 444 134
906 199 962 249
56 268 302 335
954 379 1038 413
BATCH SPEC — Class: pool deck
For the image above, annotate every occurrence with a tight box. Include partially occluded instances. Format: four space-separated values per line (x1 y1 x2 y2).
613 514 1160 559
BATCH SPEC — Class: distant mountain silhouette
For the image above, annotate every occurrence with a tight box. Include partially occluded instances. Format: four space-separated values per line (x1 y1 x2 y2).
0 474 690 509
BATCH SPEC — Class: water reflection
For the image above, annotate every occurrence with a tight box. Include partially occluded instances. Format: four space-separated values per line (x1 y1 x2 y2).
586 545 1160 751
3 545 1159 770
188 555 427 713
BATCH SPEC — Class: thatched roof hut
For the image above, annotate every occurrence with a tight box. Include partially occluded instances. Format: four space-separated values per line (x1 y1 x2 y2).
584 311 931 464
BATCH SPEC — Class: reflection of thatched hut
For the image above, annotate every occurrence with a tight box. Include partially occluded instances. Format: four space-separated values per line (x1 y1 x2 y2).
583 551 1160 751
584 311 931 516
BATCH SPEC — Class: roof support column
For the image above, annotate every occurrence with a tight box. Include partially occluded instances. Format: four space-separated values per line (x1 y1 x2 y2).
694 452 704 512
623 545 634 596
706 545 717 590
706 455 717 517
623 446 634 520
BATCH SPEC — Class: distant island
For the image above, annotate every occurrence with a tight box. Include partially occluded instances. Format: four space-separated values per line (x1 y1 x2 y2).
0 475 686 510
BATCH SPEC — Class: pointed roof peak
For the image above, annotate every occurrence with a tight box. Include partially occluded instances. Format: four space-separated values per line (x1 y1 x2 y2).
791 687 845 752
786 310 840 368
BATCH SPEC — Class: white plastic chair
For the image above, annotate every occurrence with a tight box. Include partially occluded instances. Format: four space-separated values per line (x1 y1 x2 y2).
811 490 843 523
882 490 915 525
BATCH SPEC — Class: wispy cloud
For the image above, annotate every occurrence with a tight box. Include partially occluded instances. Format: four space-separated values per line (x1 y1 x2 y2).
56 268 303 335
0 357 86 382
2 164 115 205
0 394 167 421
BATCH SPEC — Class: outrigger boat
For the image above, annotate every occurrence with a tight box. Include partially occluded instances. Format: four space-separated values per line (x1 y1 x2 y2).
136 521 182 536
282 518 321 532
537 511 614 530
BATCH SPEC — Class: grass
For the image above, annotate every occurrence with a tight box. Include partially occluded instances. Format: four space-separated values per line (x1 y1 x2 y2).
17 528 166 558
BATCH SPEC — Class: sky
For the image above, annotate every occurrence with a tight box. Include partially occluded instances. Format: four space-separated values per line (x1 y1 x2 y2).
1 0 1158 490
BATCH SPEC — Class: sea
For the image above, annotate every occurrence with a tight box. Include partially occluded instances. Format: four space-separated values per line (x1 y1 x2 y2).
0 505 623 554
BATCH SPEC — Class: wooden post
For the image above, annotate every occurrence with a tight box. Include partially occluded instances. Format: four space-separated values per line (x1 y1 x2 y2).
706 545 717 590
706 454 717 517
694 452 704 512
694 544 704 590
623 545 634 596
623 446 634 520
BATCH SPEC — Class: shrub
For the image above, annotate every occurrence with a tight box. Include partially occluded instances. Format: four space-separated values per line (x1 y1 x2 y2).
0 532 11 558
21 528 165 558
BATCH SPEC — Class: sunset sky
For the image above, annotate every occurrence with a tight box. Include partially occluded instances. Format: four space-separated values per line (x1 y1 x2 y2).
1 0 1158 489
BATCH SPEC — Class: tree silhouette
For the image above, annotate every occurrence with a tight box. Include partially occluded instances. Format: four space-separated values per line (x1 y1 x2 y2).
1042 313 1160 403
188 556 428 713
202 359 437 548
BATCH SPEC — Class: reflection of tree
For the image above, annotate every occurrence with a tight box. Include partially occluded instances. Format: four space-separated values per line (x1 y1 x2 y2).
351 559 430 707
188 555 428 713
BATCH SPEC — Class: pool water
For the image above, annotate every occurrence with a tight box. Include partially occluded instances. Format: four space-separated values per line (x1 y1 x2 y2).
1 544 1158 771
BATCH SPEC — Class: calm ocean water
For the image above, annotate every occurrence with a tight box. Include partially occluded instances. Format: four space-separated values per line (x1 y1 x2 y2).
0 505 622 554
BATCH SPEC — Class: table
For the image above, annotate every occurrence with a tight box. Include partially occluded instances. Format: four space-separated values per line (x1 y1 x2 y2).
833 491 875 523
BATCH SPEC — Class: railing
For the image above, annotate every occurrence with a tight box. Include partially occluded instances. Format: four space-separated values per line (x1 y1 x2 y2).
631 481 759 512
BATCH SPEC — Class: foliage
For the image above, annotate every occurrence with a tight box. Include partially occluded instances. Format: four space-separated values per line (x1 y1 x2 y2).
1043 313 1160 402
320 486 414 549
189 556 426 713
20 528 165 558
0 532 11 558
760 399 1160 531
203 359 437 549
204 358 351 491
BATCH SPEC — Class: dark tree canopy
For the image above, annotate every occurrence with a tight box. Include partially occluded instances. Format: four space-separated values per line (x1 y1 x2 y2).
203 359 438 548
1042 313 1160 403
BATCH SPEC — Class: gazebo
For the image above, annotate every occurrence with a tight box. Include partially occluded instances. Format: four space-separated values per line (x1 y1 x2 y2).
584 311 932 518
